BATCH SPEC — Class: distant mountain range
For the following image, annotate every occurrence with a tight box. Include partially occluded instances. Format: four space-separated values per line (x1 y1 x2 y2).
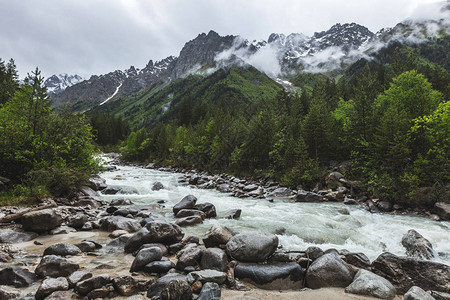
48 3 449 112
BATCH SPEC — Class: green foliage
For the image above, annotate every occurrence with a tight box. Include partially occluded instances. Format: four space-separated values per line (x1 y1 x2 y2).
0 67 100 200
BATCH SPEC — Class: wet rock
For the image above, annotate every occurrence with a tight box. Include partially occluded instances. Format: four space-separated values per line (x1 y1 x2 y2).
430 290 450 300
173 195 197 214
183 236 200 244
295 190 323 202
175 209 206 219
0 267 37 287
67 214 88 229
217 183 231 193
344 197 358 205
175 215 203 227
0 285 20 299
198 282 221 300
306 252 355 289
187 269 227 285
103 186 121 195
305 246 324 261
145 260 175 274
140 217 154 227
80 186 99 198
86 287 110 299
112 275 140 296
267 187 293 198
35 277 69 300
404 286 436 300
49 226 76 235
402 229 435 259
130 247 163 272
147 274 188 299
100 216 141 232
68 270 92 288
114 208 132 217
152 181 164 191
74 241 97 252
160 279 192 300
377 200 393 212
118 186 140 195
89 176 107 191
343 252 371 269
201 248 228 272
35 255 79 278
108 234 133 247
226 233 278 263
124 221 184 253
224 208 242 219
75 274 111 296
345 269 396 299
434 202 450 221
234 263 305 289
21 209 63 233
176 243 205 270
372 252 450 294
109 229 129 238
110 198 133 206
203 224 235 248
135 243 169 257
0 229 38 243
243 184 259 192
43 243 81 257
169 243 184 254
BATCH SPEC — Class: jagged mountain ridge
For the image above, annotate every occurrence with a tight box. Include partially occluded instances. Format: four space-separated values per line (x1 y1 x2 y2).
44 74 83 95
51 11 449 111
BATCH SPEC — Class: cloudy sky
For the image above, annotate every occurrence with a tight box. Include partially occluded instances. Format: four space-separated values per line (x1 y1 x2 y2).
0 0 446 78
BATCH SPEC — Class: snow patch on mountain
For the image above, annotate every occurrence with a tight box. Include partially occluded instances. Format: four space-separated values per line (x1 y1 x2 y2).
44 74 84 94
100 82 122 105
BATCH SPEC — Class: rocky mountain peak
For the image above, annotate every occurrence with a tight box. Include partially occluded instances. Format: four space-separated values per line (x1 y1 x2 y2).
44 73 84 95
312 22 374 48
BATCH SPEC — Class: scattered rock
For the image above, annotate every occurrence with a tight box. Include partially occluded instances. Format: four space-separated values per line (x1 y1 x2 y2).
187 269 227 285
433 202 450 221
35 277 69 300
110 198 133 206
345 269 396 300
113 276 140 296
68 270 92 288
404 286 436 300
89 176 107 191
145 260 175 274
100 216 141 232
35 255 79 278
173 195 197 214
135 243 169 257
75 274 111 296
130 247 163 272
175 209 206 219
49 226 76 235
80 186 99 198
67 214 89 229
306 252 355 289
147 274 188 299
152 182 164 191
198 282 221 300
0 266 37 287
175 215 203 227
377 200 393 212
160 279 192 300
74 241 97 252
21 209 63 233
43 243 82 257
295 190 323 202
343 252 371 269
0 229 38 243
234 263 305 290
402 229 435 259
372 252 450 294
224 209 242 219
344 197 358 205
103 186 121 195
124 221 184 253
305 246 324 261
226 233 278 262
267 187 293 197
176 244 205 270
201 248 228 272
0 285 20 299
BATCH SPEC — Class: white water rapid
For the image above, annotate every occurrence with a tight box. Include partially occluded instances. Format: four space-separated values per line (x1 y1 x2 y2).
99 162 450 265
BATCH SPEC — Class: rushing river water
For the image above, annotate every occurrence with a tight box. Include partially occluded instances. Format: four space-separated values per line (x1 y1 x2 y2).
99 161 450 265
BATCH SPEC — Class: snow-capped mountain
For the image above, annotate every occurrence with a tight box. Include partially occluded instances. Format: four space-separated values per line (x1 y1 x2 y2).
44 74 83 94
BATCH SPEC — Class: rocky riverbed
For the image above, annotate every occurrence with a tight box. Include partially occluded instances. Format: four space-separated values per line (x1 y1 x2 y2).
1 156 450 299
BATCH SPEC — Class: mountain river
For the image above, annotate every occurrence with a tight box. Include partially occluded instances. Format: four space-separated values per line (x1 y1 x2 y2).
99 161 450 265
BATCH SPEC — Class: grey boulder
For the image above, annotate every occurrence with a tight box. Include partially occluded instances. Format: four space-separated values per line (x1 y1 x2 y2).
404 286 436 300
226 233 278 262
345 269 396 299
35 255 79 278
401 229 435 259
306 252 355 289
100 216 141 232
173 194 197 214
201 248 228 272
198 282 221 300
130 247 163 272
35 277 69 300
0 229 38 243
203 224 235 247
0 266 37 287
43 243 82 257
21 209 63 233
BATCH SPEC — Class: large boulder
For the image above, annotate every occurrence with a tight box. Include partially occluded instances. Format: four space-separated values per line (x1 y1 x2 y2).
130 247 163 272
267 187 293 197
306 252 355 289
124 221 184 253
226 233 278 262
147 274 188 299
372 252 450 294
67 214 88 229
80 186 99 198
195 202 217 218
203 224 235 247
88 176 107 191
0 267 37 287
176 243 205 271
234 263 305 290
75 274 111 296
201 248 228 272
173 195 197 215
433 202 450 221
175 215 203 227
100 216 141 232
0 229 38 243
35 255 79 278
187 269 227 285
402 229 435 259
175 209 206 219
295 190 324 202
404 286 436 300
35 277 69 300
21 209 63 233
43 243 82 257
345 269 396 299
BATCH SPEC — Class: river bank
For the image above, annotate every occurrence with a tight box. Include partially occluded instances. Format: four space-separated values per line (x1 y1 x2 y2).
1 156 449 299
